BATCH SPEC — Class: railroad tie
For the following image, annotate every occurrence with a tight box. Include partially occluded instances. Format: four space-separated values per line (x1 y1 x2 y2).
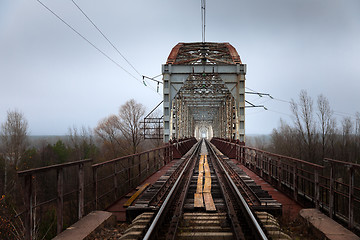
194 155 216 211
203 155 216 211
123 183 150 208
194 155 204 208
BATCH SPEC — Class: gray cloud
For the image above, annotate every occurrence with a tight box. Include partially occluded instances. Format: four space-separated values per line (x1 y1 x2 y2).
1 0 359 135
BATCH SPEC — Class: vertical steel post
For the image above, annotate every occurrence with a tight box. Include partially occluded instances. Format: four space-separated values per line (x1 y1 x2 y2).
241 146 245 165
138 154 142 183
147 152 150 176
24 174 33 240
293 162 298 201
348 166 354 229
128 157 132 188
93 167 98 210
315 168 320 210
329 163 334 219
57 168 64 234
277 157 282 190
259 153 264 178
266 155 270 181
154 148 158 172
114 162 118 200
170 143 173 162
78 163 84 220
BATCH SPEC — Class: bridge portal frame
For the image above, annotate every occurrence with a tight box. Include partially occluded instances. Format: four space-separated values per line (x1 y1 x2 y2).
162 63 246 142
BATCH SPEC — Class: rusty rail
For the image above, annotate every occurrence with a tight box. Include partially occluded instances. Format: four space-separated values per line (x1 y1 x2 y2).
211 137 360 231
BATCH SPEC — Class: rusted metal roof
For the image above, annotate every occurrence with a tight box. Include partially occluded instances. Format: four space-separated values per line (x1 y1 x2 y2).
166 42 242 65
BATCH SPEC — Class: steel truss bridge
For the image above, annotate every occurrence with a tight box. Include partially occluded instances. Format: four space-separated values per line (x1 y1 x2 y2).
162 42 246 142
15 42 360 240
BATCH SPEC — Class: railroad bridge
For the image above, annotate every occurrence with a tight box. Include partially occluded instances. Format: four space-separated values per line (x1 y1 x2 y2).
17 43 360 240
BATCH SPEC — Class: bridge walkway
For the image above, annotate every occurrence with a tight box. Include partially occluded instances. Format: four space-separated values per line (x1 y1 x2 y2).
106 157 181 221
236 163 302 221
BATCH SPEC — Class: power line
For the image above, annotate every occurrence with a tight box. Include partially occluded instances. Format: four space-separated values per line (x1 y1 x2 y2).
246 87 360 120
36 0 143 85
267 109 292 117
70 0 142 78
201 0 206 43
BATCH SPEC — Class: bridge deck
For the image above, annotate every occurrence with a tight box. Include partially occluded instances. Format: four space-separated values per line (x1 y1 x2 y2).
55 142 360 240
235 162 302 220
106 158 181 221
108 147 300 222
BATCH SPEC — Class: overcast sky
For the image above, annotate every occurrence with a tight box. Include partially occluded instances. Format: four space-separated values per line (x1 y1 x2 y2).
1 0 360 136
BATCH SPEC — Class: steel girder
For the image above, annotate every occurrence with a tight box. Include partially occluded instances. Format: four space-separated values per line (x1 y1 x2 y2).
163 42 246 142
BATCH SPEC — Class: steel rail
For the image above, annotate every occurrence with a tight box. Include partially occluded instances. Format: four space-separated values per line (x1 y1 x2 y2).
206 141 246 240
207 140 268 240
143 141 201 240
218 151 261 205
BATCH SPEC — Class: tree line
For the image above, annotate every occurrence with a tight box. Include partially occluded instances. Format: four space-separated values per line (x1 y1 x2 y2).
263 90 360 165
0 99 159 239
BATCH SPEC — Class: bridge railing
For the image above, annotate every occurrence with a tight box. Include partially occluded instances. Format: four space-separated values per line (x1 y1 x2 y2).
91 137 197 210
16 138 197 240
211 137 360 231
17 159 93 240
92 144 172 210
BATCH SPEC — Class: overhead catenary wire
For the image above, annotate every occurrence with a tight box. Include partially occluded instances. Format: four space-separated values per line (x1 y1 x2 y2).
247 86 360 120
70 0 159 91
36 0 141 84
70 0 142 78
36 0 160 94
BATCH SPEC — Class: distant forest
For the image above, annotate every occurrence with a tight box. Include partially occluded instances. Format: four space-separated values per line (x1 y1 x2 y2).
249 90 360 165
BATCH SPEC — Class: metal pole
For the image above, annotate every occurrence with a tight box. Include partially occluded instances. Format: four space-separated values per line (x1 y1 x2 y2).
315 169 320 210
93 167 98 210
329 163 334 219
348 166 354 229
24 174 33 240
78 163 84 220
293 162 298 201
277 158 282 190
57 168 64 234
114 162 118 199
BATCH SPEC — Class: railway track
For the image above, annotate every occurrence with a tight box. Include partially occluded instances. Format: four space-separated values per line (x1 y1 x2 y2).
133 139 268 240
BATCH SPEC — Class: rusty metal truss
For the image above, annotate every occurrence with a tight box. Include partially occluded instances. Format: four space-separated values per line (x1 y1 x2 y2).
162 42 246 142
167 42 242 65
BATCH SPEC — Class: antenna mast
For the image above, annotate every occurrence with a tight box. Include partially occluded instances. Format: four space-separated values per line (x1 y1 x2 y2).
201 0 206 43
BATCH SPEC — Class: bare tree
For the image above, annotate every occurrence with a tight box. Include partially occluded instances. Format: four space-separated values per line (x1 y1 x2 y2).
271 119 300 158
0 110 28 195
117 99 146 154
68 125 96 160
290 90 318 162
317 94 334 159
341 117 353 161
94 115 122 158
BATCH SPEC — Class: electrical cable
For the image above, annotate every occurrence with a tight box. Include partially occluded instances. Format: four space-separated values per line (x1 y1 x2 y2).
266 109 292 117
246 87 360 121
36 0 143 85
70 0 142 78
333 111 357 119
70 0 160 93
